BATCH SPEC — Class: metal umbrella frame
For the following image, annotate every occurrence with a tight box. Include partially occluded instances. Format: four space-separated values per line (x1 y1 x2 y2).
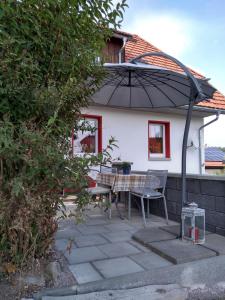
92 51 215 236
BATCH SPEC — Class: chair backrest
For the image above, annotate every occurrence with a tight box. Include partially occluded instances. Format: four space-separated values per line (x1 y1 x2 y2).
100 165 117 174
143 169 168 195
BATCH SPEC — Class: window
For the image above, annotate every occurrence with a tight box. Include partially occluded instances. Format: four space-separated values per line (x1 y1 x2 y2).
148 121 170 159
72 115 102 156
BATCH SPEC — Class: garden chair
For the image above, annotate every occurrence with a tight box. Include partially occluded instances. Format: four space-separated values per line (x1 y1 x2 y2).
86 165 117 219
128 170 168 226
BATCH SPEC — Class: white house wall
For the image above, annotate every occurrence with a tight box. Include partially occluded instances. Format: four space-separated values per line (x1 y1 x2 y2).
82 106 204 174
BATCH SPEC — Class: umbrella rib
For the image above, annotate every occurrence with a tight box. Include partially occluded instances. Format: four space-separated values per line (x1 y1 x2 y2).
106 74 126 105
145 73 190 87
135 75 153 107
142 68 193 84
100 73 123 89
138 73 177 107
143 70 192 87
142 73 190 99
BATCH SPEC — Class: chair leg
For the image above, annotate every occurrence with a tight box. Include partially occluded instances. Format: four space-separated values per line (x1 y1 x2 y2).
128 192 131 220
100 195 104 213
141 196 146 227
115 193 124 220
147 199 150 218
163 195 169 225
108 192 112 219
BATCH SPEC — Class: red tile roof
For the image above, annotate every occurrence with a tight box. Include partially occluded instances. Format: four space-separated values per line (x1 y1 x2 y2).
119 31 225 111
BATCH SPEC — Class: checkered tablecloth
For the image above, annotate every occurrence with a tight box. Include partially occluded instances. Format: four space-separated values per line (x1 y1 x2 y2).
96 173 146 192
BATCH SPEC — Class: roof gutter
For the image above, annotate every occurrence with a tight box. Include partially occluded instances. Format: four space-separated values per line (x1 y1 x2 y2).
179 105 225 115
198 110 220 174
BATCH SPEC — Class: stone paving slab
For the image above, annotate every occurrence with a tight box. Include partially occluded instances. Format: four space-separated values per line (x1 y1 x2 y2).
97 242 140 258
129 240 150 253
132 228 175 246
130 251 173 270
202 233 225 255
74 235 108 248
101 230 133 243
55 228 82 240
76 225 110 235
69 263 102 284
148 239 216 264
64 246 107 264
159 225 181 236
85 218 108 226
57 219 77 230
104 223 135 232
160 225 212 237
93 257 144 278
55 239 76 252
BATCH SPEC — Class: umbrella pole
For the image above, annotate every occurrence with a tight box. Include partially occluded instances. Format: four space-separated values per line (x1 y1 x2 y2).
179 100 194 237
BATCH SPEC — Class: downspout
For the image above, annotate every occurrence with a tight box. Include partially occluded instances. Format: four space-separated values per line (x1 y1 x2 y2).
118 37 127 63
198 111 220 174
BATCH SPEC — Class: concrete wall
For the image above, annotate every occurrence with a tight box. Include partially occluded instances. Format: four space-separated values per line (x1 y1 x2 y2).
147 173 225 236
83 106 204 174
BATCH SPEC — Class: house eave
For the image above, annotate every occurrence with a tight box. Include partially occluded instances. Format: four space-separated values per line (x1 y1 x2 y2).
89 102 225 118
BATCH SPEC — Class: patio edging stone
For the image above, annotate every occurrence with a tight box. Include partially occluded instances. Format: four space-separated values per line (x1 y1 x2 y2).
132 227 218 264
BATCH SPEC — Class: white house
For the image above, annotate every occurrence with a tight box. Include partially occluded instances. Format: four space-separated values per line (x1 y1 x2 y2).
73 30 225 174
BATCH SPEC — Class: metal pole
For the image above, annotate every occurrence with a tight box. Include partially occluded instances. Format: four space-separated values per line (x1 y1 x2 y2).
181 100 194 207
179 89 194 238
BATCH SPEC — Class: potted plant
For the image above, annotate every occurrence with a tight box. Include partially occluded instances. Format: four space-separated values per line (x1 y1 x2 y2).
122 161 132 175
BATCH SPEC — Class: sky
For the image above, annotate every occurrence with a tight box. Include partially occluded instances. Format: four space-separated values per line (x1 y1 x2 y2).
119 0 225 146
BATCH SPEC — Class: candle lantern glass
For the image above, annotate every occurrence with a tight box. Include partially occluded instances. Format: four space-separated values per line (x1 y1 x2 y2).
182 202 205 244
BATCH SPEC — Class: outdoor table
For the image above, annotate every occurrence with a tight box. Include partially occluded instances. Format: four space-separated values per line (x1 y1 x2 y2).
96 173 146 193
96 173 146 219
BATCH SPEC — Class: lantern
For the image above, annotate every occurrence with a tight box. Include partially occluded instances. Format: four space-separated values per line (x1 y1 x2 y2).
181 202 205 244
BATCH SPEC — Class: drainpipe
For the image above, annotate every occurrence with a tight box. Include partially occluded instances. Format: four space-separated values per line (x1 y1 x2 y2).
198 111 220 174
118 37 127 63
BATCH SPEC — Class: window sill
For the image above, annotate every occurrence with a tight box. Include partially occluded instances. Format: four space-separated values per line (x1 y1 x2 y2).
148 157 171 161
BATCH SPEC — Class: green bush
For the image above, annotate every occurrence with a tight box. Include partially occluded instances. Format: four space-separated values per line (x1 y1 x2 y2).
0 0 126 267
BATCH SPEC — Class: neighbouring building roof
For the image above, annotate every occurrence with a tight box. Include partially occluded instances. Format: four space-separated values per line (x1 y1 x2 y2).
114 30 225 111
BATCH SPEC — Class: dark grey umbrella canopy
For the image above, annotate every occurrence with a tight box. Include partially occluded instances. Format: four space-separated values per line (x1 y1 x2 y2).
91 62 216 108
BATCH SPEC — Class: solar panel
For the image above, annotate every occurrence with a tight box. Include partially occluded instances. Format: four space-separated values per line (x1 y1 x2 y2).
205 147 225 162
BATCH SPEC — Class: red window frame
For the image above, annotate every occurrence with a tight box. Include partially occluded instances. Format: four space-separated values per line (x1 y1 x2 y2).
72 114 102 155
148 120 170 159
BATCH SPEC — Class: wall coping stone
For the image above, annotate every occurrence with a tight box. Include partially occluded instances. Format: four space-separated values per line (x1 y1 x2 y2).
132 171 225 182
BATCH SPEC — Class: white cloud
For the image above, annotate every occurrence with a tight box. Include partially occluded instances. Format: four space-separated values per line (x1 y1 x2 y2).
123 13 194 58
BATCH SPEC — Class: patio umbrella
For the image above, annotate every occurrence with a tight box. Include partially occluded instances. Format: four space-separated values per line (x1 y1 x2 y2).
92 62 214 109
91 52 216 236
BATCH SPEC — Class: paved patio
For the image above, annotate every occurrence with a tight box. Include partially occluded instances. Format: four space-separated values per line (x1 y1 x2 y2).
55 202 176 285
55 200 225 287
33 201 225 299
